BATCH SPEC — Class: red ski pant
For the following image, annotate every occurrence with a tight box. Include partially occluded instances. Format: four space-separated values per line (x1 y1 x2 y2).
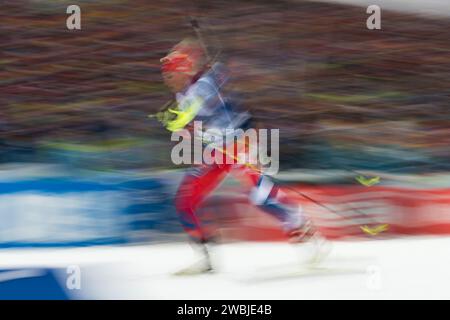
174 150 293 242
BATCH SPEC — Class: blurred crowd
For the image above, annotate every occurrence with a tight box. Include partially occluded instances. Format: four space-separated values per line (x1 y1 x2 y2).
1 0 449 173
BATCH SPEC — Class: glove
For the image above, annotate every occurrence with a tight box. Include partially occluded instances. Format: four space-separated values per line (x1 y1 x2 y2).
153 108 178 126
165 97 203 132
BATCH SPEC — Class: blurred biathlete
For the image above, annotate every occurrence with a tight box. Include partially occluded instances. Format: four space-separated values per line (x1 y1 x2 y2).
156 38 326 274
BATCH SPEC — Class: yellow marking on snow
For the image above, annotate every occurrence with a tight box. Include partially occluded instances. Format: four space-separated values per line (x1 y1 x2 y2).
360 224 389 236
355 175 381 187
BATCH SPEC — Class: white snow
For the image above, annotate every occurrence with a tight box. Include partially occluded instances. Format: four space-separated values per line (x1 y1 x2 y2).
0 237 449 299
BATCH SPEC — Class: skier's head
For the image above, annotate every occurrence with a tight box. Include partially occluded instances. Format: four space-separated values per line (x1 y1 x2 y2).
160 38 207 92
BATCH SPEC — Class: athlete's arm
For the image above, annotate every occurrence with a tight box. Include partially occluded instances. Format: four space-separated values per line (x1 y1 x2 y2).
165 80 216 132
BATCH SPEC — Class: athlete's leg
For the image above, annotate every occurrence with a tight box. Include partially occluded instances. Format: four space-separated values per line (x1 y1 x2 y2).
231 165 317 242
242 169 305 233
175 162 231 243
173 162 232 274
